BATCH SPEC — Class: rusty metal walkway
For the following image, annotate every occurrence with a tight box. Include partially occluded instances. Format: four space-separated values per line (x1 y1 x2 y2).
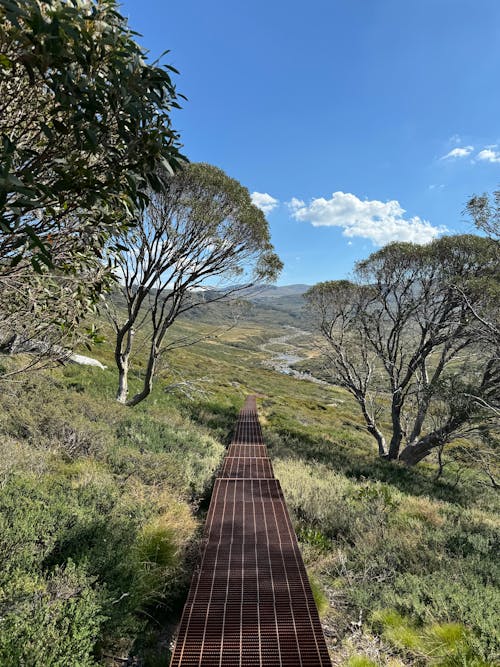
170 396 332 666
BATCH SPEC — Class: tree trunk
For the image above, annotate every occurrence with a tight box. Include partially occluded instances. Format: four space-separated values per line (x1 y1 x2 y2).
398 418 461 465
126 342 158 406
358 398 387 457
387 392 404 460
370 425 388 458
398 439 436 466
115 326 134 404
116 362 129 403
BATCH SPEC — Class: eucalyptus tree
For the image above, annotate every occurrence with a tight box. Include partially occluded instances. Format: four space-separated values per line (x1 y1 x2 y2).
305 235 499 466
0 0 184 371
0 0 184 267
462 191 500 485
466 189 500 240
108 163 283 406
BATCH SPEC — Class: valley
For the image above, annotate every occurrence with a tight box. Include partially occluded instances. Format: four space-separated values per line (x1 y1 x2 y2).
1 291 498 666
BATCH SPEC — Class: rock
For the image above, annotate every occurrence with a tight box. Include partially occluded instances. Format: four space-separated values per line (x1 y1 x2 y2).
69 353 107 369
4 336 107 370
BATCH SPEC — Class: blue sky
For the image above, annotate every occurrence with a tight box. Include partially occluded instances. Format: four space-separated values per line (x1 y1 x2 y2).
121 0 500 285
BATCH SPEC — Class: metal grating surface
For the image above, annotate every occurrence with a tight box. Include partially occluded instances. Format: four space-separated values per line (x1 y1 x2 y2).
221 456 274 479
170 396 331 666
227 443 268 458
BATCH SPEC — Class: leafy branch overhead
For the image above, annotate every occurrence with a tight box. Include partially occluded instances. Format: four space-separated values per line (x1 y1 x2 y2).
0 0 185 269
0 0 186 373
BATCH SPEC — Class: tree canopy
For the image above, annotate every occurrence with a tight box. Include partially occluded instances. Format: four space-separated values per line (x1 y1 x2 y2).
109 162 283 405
305 235 499 469
0 0 185 372
0 0 184 270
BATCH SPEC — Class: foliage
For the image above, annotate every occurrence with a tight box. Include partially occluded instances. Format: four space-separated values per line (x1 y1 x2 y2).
0 559 104 666
274 457 499 664
305 235 500 467
466 190 500 240
0 363 223 663
371 609 491 666
347 657 378 667
0 0 184 267
0 0 185 374
108 162 282 405
308 571 330 618
0 298 498 664
0 260 109 379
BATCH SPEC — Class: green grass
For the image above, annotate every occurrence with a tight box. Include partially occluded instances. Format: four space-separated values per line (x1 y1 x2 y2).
0 309 498 665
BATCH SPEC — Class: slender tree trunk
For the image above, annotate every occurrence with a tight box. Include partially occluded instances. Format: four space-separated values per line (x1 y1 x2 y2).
126 340 158 406
359 400 387 457
115 326 134 404
116 361 129 403
388 392 404 460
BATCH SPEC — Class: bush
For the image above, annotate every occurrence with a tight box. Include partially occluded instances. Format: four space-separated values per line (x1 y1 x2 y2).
371 609 491 666
275 457 499 664
0 561 104 666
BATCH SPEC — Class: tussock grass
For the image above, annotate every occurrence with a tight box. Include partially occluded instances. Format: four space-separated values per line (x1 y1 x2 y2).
1 311 498 665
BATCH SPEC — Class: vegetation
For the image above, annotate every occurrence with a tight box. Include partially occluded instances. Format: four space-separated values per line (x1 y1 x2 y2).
0 0 184 371
0 309 498 664
107 162 282 405
0 0 183 265
466 189 500 240
0 3 498 665
0 357 224 665
304 235 499 467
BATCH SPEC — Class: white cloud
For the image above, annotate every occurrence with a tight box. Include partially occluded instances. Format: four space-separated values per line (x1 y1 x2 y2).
477 148 500 163
288 191 446 246
449 134 462 145
440 146 474 160
251 192 279 214
288 197 305 210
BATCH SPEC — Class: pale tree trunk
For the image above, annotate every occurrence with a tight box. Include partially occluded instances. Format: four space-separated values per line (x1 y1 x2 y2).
116 361 129 404
388 391 404 460
359 399 387 457
115 327 134 404
126 339 159 406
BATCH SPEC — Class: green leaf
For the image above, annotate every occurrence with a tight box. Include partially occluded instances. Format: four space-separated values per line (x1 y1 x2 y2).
0 54 13 69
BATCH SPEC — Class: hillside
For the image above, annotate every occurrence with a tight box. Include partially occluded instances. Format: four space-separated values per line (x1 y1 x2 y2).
238 283 311 299
0 297 498 666
2 3 499 666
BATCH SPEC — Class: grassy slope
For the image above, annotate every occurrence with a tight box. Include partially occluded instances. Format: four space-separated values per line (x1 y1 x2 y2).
0 310 498 666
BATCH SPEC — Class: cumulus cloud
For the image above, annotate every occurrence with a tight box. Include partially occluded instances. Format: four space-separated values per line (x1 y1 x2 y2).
251 192 279 214
477 147 500 163
440 146 474 160
288 192 446 246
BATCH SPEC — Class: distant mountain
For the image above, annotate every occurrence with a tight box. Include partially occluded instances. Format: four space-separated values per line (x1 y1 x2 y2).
179 284 312 328
239 284 311 300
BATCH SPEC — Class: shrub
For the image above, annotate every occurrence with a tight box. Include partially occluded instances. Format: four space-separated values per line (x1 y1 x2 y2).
347 657 378 667
371 609 492 666
0 561 104 666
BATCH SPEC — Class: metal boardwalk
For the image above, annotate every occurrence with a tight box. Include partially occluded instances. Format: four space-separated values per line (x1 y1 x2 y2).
170 396 332 666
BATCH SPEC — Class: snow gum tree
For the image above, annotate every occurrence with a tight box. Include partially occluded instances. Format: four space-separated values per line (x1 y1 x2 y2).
108 163 283 406
305 235 499 467
0 0 184 372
